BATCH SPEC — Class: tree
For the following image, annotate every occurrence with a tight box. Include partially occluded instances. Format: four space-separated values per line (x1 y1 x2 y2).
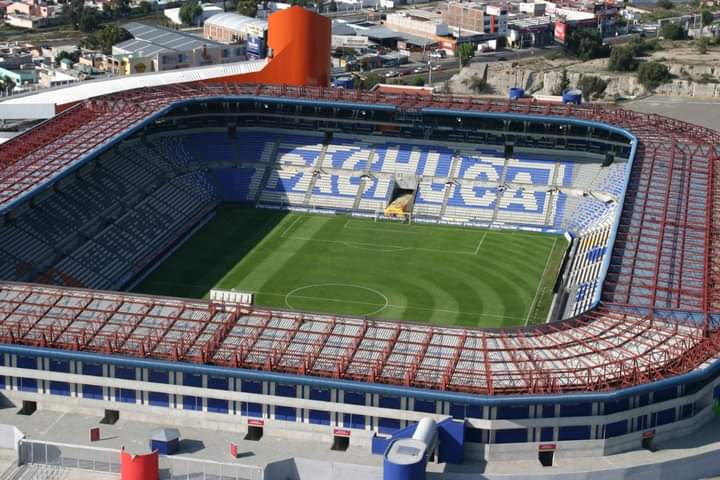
702 9 713 29
326 0 337 12
411 76 425 87
95 24 132 54
55 50 81 66
360 72 382 90
637 61 671 91
78 8 99 32
660 22 685 40
457 43 475 67
566 28 609 61
236 0 257 17
608 46 638 71
577 75 608 100
657 0 673 9
111 0 130 18
179 0 203 24
551 69 571 95
462 73 492 94
63 0 85 29
138 1 152 15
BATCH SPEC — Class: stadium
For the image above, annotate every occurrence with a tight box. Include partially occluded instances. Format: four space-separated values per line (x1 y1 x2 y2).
0 9 719 480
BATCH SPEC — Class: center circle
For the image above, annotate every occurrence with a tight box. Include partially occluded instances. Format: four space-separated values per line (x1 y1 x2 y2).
284 283 389 317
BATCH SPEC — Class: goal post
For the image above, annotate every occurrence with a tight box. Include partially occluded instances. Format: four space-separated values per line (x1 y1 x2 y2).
374 210 412 224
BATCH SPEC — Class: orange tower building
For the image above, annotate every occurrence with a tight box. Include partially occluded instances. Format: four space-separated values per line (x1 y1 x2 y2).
206 6 332 88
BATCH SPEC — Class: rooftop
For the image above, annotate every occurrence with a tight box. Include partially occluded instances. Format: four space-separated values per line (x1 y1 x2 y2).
118 22 228 55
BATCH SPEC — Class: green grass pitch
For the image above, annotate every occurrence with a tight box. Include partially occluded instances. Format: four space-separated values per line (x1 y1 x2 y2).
134 207 569 328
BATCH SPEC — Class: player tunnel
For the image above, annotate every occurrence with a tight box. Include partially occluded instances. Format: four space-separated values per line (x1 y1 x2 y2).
384 175 418 220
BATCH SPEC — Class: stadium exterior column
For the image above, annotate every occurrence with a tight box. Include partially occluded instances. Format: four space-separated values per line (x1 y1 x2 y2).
262 381 269 419
104 364 112 402
296 384 302 424
201 375 208 413
70 360 78 398
141 368 148 405
176 372 183 410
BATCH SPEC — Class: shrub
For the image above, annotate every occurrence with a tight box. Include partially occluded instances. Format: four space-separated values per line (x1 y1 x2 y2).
608 46 638 71
577 75 608 100
660 22 685 40
637 62 671 91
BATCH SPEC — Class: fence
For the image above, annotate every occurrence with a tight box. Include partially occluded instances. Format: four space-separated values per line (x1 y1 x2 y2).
18 439 264 480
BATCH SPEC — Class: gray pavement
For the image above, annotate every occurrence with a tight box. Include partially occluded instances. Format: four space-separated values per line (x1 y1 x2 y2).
622 95 720 132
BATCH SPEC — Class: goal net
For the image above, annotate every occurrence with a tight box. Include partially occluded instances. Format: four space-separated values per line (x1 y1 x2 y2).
374 210 413 224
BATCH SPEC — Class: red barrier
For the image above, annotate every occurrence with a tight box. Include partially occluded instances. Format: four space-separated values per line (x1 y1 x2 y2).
120 448 159 480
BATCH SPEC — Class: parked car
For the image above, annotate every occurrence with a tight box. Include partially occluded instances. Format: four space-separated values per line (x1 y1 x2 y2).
384 70 399 78
413 65 427 73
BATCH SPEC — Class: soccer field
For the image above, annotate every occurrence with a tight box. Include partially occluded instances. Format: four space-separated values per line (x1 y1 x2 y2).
134 207 568 328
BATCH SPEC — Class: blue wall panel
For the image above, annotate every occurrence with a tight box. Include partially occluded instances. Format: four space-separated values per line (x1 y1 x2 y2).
309 410 330 425
82 363 103 376
207 398 228 414
207 376 228 390
604 420 627 438
241 380 263 418
495 429 527 444
275 384 297 421
149 391 169 407
449 403 465 419
115 366 136 403
656 408 675 426
184 396 202 411
378 418 400 434
414 399 435 413
497 405 529 420
559 403 592 417
540 427 553 442
149 370 169 384
653 387 677 404
83 385 102 400
604 398 629 415
49 359 70 396
465 427 485 443
558 425 591 441
680 403 693 420
437 420 464 464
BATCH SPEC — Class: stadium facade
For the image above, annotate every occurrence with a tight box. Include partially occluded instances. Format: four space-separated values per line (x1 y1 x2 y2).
0 83 719 474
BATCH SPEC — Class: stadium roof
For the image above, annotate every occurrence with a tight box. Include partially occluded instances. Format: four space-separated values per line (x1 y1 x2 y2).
204 12 268 33
0 60 266 117
120 22 228 53
0 84 719 396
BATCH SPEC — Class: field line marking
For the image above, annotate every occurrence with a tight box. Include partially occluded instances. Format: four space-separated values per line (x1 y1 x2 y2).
282 234 474 256
343 219 433 235
280 215 303 239
284 283 389 316
262 291 526 321
525 237 557 326
474 231 487 255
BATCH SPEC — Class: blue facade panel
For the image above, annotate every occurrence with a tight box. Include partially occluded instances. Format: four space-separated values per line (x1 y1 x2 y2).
414 399 435 413
149 391 169 407
656 408 675 426
115 366 136 403
49 359 70 396
17 356 37 392
82 363 103 376
680 403 693 420
465 428 484 443
309 388 330 425
275 384 296 421
83 385 102 400
604 420 627 438
207 398 228 414
449 403 465 419
207 376 228 390
148 369 169 384
497 405 529 420
654 387 677 403
183 373 202 411
241 380 263 418
540 427 553 442
495 428 527 444
559 403 592 417
558 425 591 441
603 398 629 415
541 405 556 418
